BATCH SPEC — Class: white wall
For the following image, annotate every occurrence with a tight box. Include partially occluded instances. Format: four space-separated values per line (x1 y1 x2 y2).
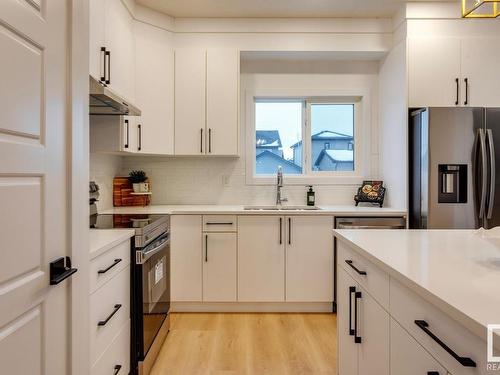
89 154 122 210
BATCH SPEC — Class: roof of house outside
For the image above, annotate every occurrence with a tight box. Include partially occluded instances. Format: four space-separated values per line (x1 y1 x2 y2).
314 149 354 165
256 130 282 148
256 150 302 171
291 130 353 148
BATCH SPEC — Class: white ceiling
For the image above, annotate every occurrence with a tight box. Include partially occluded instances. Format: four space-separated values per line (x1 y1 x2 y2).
136 0 454 18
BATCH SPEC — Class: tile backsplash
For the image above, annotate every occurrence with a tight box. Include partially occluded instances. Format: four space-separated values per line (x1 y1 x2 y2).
90 153 122 211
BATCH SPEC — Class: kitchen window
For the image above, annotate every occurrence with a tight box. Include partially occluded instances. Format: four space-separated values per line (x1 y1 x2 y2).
250 97 361 183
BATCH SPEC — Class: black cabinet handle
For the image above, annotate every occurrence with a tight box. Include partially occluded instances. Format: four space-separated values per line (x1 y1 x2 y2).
124 119 129 149
105 50 111 85
345 260 367 275
100 47 106 83
279 218 282 244
138 124 142 151
97 258 122 275
288 218 292 245
349 286 355 336
464 78 469 105
354 291 362 343
455 78 459 106
98 304 122 327
200 128 204 153
50 257 78 285
113 365 122 375
414 320 476 367
208 128 212 153
206 222 233 225
205 234 208 262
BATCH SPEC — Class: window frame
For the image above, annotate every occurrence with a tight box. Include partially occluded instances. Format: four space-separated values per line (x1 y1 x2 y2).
245 89 372 186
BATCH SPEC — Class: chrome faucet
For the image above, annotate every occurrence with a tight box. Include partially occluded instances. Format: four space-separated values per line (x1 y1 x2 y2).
276 166 288 206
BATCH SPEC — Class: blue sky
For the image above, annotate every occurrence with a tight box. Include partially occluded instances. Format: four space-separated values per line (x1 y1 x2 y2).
255 101 354 160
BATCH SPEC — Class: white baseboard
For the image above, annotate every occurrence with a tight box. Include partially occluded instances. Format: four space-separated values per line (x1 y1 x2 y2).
170 302 334 313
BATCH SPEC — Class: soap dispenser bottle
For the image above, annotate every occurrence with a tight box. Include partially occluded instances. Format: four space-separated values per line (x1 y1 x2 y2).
306 185 315 206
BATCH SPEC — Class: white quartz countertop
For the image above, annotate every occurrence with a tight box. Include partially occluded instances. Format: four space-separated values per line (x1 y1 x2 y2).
333 229 500 340
101 204 406 216
89 229 135 260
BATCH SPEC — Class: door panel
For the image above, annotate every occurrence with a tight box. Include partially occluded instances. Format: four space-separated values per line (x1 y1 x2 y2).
485 108 500 228
238 216 285 302
285 216 333 302
0 1 69 374
337 268 358 375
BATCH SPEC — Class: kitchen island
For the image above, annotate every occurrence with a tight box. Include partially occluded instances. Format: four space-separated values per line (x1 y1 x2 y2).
334 228 500 375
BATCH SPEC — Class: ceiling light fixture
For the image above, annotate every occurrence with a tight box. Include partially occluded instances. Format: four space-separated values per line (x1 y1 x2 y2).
462 0 500 18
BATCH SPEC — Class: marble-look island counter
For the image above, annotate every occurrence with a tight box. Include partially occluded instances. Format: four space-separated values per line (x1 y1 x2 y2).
334 228 500 374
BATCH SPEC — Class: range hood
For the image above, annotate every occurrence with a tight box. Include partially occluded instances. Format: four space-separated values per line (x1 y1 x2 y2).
89 76 141 116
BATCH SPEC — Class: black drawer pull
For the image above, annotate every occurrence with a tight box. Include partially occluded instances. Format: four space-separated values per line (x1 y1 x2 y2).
113 365 122 375
97 258 122 275
98 304 122 327
427 372 440 375
354 291 362 343
414 320 476 367
345 260 367 275
206 222 233 225
349 286 355 336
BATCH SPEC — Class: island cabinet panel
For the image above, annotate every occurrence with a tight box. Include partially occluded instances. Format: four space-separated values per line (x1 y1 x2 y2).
238 216 285 302
391 318 447 375
171 215 203 302
337 267 389 375
285 216 333 302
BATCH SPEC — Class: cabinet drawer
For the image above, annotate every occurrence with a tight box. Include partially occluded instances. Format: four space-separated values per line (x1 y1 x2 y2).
337 241 389 309
203 215 237 232
91 320 130 375
390 278 488 375
90 266 130 366
90 240 130 294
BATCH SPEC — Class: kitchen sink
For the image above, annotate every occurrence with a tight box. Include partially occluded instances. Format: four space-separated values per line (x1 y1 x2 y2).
243 205 322 211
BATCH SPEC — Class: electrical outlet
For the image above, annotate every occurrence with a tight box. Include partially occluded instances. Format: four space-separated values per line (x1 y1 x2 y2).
222 175 231 187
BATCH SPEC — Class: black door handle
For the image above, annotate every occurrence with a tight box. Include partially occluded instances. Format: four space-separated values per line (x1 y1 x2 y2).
464 78 469 105
208 128 212 153
100 47 106 83
288 217 292 245
427 372 440 375
345 260 367 275
206 222 233 225
455 78 459 106
200 128 204 153
349 286 355 336
97 259 122 275
279 217 282 244
105 50 111 85
354 291 362 343
50 257 78 285
138 124 142 151
205 234 208 262
124 119 129 149
414 320 476 367
113 365 122 375
98 304 122 327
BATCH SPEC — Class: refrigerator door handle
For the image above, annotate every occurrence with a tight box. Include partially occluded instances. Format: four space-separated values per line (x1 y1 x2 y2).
487 129 495 220
474 129 487 220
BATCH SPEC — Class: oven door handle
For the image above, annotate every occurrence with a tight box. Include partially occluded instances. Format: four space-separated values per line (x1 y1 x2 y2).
136 238 170 265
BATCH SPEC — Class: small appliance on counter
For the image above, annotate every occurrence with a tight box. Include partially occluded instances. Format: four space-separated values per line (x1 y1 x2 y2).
89 181 100 226
354 180 386 207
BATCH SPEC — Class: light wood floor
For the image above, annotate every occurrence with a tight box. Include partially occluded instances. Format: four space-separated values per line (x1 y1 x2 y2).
150 313 337 375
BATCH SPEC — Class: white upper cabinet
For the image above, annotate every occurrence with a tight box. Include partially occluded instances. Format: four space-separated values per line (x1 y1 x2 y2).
461 38 500 107
89 0 135 101
134 22 174 154
408 37 461 108
174 48 240 156
206 49 239 156
174 49 207 155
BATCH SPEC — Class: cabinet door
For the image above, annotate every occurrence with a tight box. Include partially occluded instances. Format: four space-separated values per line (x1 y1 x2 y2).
357 285 390 375
122 116 138 153
461 37 500 107
285 216 333 302
238 216 285 301
105 0 135 101
134 22 174 154
171 215 202 302
391 318 447 375
337 267 358 375
174 49 206 155
202 233 237 302
89 0 105 81
206 49 239 156
409 37 461 107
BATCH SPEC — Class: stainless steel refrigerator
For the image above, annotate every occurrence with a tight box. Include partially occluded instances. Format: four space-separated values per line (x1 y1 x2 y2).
409 107 500 229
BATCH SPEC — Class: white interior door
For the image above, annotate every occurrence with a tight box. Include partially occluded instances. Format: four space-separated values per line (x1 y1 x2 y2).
0 1 70 374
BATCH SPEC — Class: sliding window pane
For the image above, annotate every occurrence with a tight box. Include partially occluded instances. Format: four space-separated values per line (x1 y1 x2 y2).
255 101 303 175
310 104 354 172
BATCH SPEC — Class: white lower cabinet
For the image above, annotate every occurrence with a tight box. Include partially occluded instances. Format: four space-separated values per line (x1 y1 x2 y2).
238 215 285 302
337 266 389 375
202 232 237 302
391 318 447 375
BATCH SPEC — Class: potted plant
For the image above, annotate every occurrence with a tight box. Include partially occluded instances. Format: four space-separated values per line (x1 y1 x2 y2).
128 170 149 193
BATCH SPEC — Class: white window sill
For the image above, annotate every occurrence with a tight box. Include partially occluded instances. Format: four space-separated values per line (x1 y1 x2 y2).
246 174 366 186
